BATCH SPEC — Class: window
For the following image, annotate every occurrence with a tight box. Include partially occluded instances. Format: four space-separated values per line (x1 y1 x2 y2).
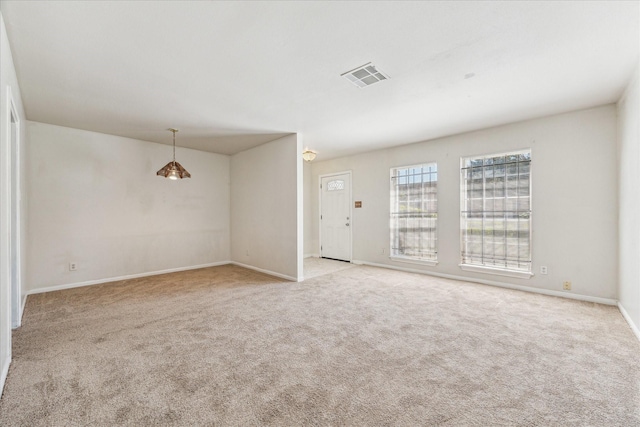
327 179 345 191
390 163 438 263
460 150 531 275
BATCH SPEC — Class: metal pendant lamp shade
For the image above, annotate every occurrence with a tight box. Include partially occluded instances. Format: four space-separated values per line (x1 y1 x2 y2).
157 128 191 180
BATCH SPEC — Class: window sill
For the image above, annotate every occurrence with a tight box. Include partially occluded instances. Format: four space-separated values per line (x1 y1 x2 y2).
459 264 533 279
390 256 438 267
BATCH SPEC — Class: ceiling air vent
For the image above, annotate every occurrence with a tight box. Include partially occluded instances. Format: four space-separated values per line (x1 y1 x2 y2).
341 63 389 88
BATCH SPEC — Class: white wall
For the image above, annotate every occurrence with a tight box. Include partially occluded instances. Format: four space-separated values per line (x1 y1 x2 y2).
308 106 619 302
26 122 230 292
0 10 28 395
617 62 640 338
231 134 302 280
303 161 315 257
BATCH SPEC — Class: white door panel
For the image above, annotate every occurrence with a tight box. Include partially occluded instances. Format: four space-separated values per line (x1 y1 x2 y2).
321 173 351 261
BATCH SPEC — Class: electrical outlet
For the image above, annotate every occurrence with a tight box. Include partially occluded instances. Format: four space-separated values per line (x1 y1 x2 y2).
381 248 386 254
540 266 548 275
563 281 571 291
245 250 249 256
69 262 77 271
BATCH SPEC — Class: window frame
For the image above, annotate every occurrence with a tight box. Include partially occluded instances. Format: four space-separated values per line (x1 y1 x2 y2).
389 162 439 266
459 149 533 279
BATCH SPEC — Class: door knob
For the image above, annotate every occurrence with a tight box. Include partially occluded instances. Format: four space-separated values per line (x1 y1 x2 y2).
346 223 350 226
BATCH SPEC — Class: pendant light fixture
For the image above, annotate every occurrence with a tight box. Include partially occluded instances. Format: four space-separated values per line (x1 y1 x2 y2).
156 128 191 180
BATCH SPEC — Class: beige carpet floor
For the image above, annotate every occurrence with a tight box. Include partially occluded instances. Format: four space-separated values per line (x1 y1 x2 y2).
1 262 639 426
302 257 355 280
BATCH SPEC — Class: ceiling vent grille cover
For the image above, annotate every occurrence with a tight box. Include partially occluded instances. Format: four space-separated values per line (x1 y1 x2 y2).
341 63 389 88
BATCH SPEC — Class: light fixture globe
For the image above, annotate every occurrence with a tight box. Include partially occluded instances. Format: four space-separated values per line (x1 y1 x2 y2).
157 128 191 179
302 149 317 162
167 166 180 180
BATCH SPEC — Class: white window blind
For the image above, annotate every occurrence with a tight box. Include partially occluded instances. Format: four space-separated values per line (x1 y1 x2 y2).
390 163 438 261
460 150 531 272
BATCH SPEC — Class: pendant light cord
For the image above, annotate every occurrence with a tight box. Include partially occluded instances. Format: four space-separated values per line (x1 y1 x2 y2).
172 129 176 163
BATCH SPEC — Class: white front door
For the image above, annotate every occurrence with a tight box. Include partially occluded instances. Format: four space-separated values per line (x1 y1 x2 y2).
320 172 351 261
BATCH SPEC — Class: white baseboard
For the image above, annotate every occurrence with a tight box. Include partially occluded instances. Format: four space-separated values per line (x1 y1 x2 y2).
618 302 640 342
231 261 298 282
0 354 10 400
27 262 231 296
304 253 320 259
351 260 618 306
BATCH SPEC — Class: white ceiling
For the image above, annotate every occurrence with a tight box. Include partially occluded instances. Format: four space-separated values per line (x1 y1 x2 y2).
1 1 638 159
